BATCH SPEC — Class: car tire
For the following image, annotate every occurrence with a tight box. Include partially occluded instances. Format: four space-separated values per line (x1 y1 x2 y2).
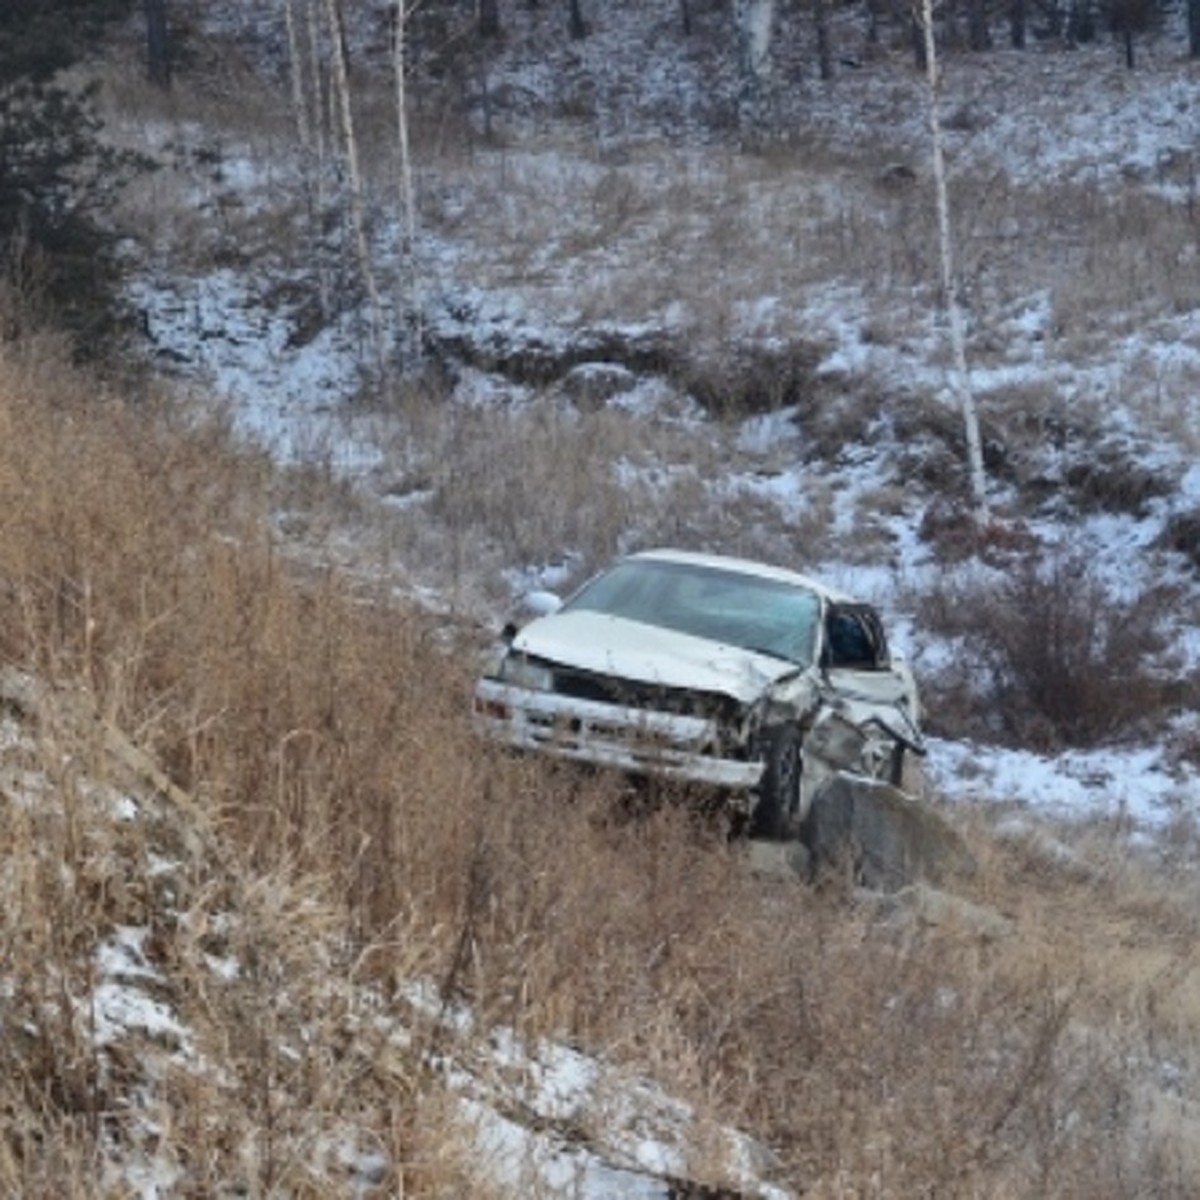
750 725 804 841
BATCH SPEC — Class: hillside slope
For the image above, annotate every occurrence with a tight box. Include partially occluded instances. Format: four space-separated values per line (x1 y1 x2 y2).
2 1 1200 1194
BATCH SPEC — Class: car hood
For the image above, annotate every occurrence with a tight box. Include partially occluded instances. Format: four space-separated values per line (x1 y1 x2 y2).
511 610 803 704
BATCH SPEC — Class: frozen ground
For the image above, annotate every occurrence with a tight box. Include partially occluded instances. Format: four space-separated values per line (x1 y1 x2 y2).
121 5 1200 834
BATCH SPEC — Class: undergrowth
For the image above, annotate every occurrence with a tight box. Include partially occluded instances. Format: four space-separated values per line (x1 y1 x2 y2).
2 331 1200 1195
914 545 1186 749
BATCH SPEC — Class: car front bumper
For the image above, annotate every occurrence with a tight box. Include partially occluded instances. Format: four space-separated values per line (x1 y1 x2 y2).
472 679 764 791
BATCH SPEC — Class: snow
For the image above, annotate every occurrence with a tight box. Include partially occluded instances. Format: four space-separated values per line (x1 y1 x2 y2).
122 10 1200 836
0 675 792 1200
401 982 790 1197
926 736 1195 829
58 7 1200 1188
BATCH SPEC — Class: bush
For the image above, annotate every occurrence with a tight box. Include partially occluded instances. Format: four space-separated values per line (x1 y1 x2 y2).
917 549 1178 749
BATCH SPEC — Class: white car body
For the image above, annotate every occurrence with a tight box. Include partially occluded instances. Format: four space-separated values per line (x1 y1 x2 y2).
473 550 923 833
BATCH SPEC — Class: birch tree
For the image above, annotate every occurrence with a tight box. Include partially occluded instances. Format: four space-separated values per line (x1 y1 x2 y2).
918 0 989 519
733 0 774 133
144 0 170 88
324 0 387 379
393 0 421 365
283 0 339 319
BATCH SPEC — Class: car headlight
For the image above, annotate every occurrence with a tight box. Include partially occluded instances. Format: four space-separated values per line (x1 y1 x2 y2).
497 654 555 692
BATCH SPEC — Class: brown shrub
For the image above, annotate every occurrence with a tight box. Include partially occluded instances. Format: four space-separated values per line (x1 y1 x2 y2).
916 548 1177 749
1158 509 1200 573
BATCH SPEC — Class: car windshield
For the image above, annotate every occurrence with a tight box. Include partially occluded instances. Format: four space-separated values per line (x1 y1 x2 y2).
563 558 821 666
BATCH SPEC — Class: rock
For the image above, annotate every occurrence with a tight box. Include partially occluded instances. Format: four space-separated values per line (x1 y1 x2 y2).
878 882 1015 941
560 361 636 409
803 773 976 892
743 837 812 881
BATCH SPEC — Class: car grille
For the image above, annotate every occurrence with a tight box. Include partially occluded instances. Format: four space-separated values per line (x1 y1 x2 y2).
537 660 744 726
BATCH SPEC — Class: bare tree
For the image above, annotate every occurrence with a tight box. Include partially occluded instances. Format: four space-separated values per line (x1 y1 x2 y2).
1108 0 1157 68
479 0 501 38
814 0 833 80
966 0 991 49
144 0 170 88
1009 0 1027 47
283 0 314 217
324 0 386 379
568 0 588 39
307 0 334 318
918 0 988 519
734 0 775 133
283 0 335 319
393 0 421 365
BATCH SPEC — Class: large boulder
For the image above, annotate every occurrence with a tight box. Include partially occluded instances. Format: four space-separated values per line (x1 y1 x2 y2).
803 773 976 892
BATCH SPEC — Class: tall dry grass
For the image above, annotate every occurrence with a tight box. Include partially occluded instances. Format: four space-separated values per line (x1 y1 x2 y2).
3 337 1200 1195
6 9 1200 1189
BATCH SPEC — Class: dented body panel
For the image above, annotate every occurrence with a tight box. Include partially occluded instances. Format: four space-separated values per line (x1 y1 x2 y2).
472 550 923 830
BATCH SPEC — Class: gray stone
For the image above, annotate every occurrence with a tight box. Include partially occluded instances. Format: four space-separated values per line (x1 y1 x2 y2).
879 882 1015 940
804 773 976 892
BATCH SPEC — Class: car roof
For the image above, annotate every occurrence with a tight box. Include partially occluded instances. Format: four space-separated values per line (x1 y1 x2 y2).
626 549 860 605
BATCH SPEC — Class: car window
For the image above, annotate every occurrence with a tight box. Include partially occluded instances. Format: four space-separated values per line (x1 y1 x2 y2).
563 559 821 665
825 608 886 669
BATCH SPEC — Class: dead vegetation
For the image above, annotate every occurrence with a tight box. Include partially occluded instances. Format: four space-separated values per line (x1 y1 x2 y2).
1 5 1194 1193
912 544 1193 751
2 334 1200 1196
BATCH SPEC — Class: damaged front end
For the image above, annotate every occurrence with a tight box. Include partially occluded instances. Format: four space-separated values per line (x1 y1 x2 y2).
472 656 766 791
471 550 925 837
473 645 923 826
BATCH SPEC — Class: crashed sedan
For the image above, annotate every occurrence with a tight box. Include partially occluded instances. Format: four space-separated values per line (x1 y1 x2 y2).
472 549 924 838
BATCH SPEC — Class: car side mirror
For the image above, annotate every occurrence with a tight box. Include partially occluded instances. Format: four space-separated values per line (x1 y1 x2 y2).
522 590 563 617
501 589 563 644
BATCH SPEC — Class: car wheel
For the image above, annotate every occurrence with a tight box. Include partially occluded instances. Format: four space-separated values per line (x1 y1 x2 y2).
750 725 804 841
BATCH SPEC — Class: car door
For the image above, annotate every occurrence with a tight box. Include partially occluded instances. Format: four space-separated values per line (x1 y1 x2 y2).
819 604 921 746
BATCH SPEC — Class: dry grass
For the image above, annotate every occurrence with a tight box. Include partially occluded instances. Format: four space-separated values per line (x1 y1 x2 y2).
343 385 836 603
8 8 1197 1193
2 336 1200 1195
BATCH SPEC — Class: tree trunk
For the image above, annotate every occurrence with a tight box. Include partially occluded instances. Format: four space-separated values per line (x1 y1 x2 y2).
680 0 692 36
393 0 421 368
307 0 332 320
919 0 989 520
967 0 991 49
479 0 501 38
814 0 833 80
734 0 775 134
568 0 588 39
324 0 386 380
144 0 170 88
1191 0 1200 56
283 0 323 314
1009 0 1026 47
910 14 927 69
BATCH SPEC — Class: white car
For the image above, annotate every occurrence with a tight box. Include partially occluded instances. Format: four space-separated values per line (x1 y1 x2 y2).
473 549 923 838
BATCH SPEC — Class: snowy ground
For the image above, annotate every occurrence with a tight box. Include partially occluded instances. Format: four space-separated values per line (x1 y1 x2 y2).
4 6 1191 1195
0 668 792 1199
119 7 1200 835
